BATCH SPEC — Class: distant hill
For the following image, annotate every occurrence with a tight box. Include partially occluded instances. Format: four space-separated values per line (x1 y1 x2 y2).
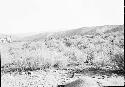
0 25 124 42
44 25 124 39
16 32 50 41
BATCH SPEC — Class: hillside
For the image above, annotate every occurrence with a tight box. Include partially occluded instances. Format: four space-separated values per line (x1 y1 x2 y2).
1 25 124 87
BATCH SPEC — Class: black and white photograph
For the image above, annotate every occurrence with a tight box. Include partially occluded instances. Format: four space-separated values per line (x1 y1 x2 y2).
0 0 124 87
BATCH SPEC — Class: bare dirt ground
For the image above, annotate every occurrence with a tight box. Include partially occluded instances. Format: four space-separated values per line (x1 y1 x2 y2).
1 69 124 87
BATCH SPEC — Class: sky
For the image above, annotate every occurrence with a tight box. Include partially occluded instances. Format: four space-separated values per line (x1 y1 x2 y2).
0 0 124 34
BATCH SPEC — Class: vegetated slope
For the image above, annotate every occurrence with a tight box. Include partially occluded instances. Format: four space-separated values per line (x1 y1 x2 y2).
1 25 124 76
47 25 121 39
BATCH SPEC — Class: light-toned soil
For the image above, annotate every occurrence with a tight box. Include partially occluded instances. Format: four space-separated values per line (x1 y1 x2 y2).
1 69 124 87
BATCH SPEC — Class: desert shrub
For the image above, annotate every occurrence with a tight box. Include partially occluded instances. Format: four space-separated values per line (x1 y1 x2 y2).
31 57 43 69
42 62 51 69
93 60 109 70
1 56 46 73
64 51 79 67
52 61 64 69
22 57 52 70
114 37 124 49
64 41 72 47
77 41 87 50
53 62 60 68
111 53 124 71
84 52 94 65
22 42 30 49
1 62 19 73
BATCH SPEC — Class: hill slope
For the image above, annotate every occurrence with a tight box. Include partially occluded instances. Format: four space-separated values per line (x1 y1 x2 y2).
1 25 124 73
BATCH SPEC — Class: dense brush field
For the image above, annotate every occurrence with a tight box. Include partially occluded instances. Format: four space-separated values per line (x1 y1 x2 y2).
0 25 124 87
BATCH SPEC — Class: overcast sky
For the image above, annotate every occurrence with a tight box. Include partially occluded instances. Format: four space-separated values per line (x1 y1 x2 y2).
0 0 124 34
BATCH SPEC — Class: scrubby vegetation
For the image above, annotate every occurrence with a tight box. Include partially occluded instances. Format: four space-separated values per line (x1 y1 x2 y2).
1 25 124 76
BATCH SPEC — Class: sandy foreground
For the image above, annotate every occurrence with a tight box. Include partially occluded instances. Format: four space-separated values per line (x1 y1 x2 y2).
1 69 124 87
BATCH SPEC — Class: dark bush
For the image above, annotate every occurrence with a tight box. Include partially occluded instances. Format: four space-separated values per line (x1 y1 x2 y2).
111 53 124 71
65 42 72 47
